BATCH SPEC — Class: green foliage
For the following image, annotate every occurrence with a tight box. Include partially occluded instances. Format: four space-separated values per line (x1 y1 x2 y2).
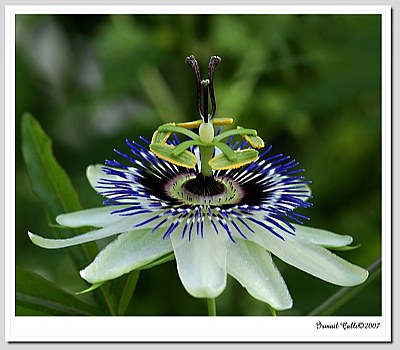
21 113 98 268
20 114 139 315
16 14 382 316
16 268 101 316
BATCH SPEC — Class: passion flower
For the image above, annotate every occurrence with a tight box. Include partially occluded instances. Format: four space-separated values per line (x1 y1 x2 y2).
28 55 368 313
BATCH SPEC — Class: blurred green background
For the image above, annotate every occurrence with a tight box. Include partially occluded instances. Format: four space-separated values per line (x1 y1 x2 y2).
15 14 381 316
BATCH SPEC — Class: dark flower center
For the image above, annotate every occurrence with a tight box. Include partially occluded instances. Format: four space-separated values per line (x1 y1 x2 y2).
183 175 225 197
165 173 242 206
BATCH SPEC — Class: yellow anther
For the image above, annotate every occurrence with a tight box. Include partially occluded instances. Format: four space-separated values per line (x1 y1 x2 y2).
176 119 203 129
212 118 234 126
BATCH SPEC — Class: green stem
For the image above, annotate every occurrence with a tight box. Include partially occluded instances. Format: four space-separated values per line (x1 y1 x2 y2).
308 258 381 316
268 305 277 316
207 298 217 316
199 146 214 177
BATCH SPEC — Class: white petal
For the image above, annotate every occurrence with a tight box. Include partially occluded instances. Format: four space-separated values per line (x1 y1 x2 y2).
86 164 121 189
245 223 368 286
56 206 130 228
28 215 143 249
293 224 353 248
58 206 171 231
226 239 292 310
170 219 228 298
300 183 312 200
81 229 173 284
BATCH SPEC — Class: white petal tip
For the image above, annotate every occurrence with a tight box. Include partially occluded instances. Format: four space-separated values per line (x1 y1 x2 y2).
55 212 81 227
273 299 293 311
27 231 37 243
79 269 88 281
339 235 353 246
55 214 67 226
79 268 97 284
346 268 369 286
27 231 55 249
329 265 369 287
86 164 98 177
86 164 105 188
186 286 224 299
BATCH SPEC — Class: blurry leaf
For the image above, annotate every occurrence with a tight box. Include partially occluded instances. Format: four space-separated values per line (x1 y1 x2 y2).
308 258 381 316
96 15 159 95
16 268 102 316
21 113 97 266
16 305 49 316
21 113 112 314
107 271 140 316
75 282 104 295
218 47 268 120
138 65 183 123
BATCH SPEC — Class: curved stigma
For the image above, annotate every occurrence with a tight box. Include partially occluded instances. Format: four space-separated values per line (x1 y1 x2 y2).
186 55 203 120
186 55 221 123
208 55 221 120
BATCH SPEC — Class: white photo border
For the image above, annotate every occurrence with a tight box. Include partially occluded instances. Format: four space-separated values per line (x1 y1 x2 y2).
5 4 392 343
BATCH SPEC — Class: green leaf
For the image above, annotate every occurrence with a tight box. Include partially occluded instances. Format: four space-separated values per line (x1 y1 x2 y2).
138 65 183 124
75 283 104 295
16 305 49 316
20 113 111 314
80 272 140 316
16 268 103 316
108 271 140 316
209 149 259 170
21 113 97 267
150 143 198 168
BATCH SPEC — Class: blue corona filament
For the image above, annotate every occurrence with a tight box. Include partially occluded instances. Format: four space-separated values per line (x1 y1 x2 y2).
95 138 312 243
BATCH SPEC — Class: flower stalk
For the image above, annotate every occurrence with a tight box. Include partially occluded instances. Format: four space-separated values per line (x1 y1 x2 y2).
207 298 217 316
